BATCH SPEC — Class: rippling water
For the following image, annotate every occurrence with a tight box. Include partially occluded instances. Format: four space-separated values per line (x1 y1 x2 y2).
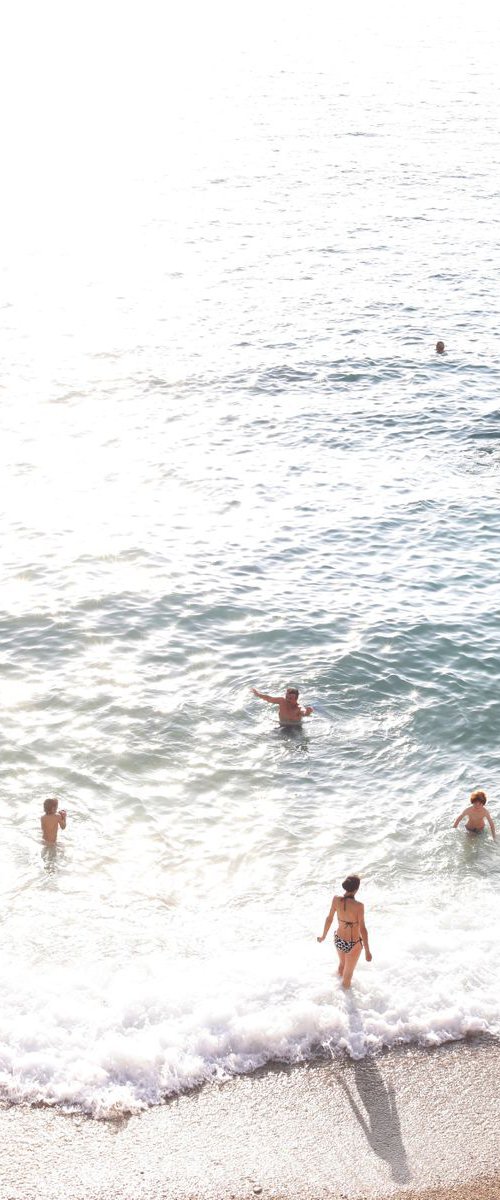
1 1 500 1115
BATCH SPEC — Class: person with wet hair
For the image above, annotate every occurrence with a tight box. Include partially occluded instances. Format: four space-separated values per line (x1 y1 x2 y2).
453 790 496 839
251 686 313 727
41 797 67 844
436 340 446 353
317 874 372 990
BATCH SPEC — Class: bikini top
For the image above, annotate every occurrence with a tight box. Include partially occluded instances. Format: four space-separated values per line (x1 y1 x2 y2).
341 894 358 929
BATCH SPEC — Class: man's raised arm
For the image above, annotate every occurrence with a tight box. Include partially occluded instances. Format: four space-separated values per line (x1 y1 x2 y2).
252 688 280 704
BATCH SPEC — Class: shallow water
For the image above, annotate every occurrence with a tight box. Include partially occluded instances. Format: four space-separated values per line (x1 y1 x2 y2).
1 1 500 1115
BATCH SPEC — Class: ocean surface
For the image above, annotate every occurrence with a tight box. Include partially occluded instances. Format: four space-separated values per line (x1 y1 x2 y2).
1 1 500 1117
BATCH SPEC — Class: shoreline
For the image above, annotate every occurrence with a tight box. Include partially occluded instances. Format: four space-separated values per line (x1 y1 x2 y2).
1 1036 499 1199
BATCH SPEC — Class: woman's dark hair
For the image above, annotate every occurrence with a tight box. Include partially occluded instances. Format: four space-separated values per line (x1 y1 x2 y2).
342 874 360 895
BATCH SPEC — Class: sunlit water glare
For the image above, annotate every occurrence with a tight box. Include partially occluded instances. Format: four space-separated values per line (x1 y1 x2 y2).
1 1 500 1115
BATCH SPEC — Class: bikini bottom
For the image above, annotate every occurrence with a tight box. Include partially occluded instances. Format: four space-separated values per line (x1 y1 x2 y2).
334 931 362 954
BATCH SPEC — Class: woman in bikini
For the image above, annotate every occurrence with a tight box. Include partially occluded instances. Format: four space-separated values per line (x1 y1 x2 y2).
317 874 372 990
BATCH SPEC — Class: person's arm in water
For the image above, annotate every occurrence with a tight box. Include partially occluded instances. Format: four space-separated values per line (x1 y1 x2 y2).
252 688 281 704
317 896 337 942
58 810 67 830
484 808 496 840
300 704 313 717
359 904 372 962
453 808 469 829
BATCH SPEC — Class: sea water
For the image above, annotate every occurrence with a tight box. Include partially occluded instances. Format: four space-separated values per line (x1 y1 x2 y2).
1 0 500 1116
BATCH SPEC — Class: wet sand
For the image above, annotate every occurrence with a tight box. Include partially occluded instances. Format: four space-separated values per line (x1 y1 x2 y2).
391 1186 500 1200
0 1036 499 1200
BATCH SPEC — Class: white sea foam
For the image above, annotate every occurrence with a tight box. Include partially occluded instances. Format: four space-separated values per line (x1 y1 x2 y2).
1 901 499 1116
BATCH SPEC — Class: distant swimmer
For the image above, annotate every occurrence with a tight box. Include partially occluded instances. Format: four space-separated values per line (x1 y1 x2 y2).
251 686 313 726
436 340 446 354
41 797 67 844
453 790 496 839
317 874 372 990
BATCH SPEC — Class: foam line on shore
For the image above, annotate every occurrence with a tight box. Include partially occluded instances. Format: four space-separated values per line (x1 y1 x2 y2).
0 1036 499 1200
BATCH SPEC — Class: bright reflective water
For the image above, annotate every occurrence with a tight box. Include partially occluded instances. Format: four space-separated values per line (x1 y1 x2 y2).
1 0 500 1115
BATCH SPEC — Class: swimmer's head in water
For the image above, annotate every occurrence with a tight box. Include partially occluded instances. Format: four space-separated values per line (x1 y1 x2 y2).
285 687 299 700
44 797 58 814
470 790 487 805
436 340 445 354
342 874 360 895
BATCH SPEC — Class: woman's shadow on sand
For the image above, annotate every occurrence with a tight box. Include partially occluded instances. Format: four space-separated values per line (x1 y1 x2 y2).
334 1001 411 1185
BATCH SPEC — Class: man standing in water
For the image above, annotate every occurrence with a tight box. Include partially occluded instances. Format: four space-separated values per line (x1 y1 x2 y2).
251 686 313 727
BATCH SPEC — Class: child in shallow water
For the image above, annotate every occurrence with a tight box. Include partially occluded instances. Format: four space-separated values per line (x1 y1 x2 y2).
453 790 496 839
41 797 67 844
